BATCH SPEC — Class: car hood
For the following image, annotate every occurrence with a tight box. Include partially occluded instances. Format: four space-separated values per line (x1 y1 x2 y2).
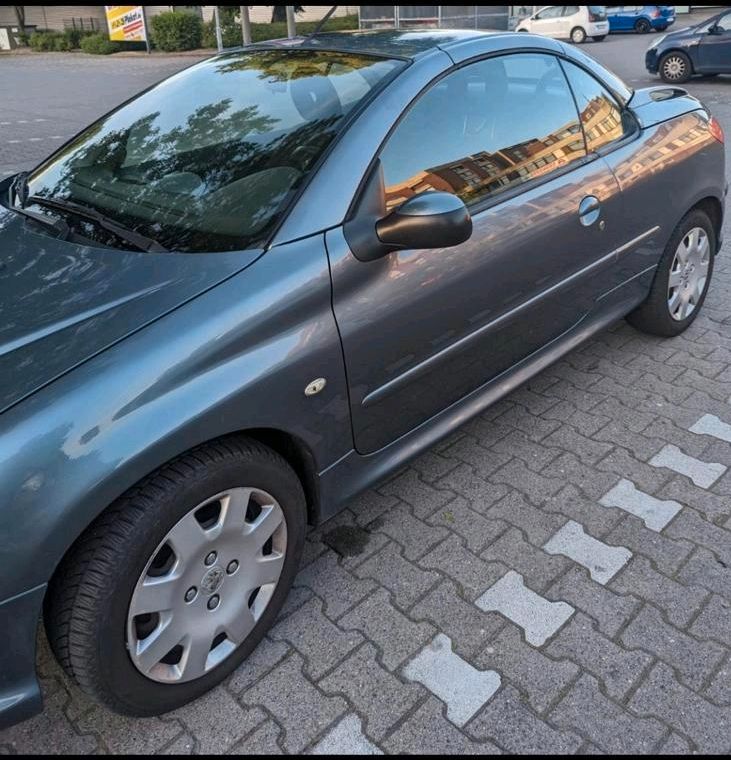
0 203 261 414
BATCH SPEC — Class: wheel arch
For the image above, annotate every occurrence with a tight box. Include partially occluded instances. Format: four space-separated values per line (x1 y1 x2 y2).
690 195 724 252
42 426 322 613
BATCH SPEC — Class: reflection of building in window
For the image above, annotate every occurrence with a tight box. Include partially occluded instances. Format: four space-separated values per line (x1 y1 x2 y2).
385 113 588 208
580 95 624 151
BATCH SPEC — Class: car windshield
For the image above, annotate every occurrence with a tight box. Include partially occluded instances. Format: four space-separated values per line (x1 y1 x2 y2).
22 49 404 253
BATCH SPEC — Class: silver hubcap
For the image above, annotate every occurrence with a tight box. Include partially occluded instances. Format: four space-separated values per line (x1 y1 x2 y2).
572 29 585 43
127 488 287 683
667 227 710 322
663 56 686 80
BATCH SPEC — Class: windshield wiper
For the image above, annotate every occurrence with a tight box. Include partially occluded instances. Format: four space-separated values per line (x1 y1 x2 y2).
26 195 169 253
11 202 71 240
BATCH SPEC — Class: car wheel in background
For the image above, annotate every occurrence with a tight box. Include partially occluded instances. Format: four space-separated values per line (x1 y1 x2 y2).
44 436 306 716
592 35 607 42
627 209 715 337
635 18 652 33
570 26 587 44
659 51 693 83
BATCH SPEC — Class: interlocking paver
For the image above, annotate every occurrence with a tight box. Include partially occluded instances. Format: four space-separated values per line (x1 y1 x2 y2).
677 547 731 599
704 660 731 706
339 589 436 671
169 687 266 755
354 541 441 609
629 663 731 754
231 719 284 755
690 594 731 646
599 478 683 532
605 515 694 576
365 501 450 561
690 413 731 443
481 528 570 591
546 613 652 701
411 580 506 659
382 697 498 755
545 567 641 638
474 625 580 713
665 509 731 564
418 534 508 601
241 653 347 755
427 495 509 553
309 715 382 755
543 520 631 585
475 571 574 647
610 557 709 628
649 445 727 489
657 732 694 755
486 490 567 546
319 643 424 741
468 685 583 754
551 674 666 755
402 634 501 727
270 598 364 679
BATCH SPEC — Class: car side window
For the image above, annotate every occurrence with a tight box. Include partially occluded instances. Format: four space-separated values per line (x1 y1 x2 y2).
379 54 587 210
537 6 562 20
563 6 580 16
562 60 631 153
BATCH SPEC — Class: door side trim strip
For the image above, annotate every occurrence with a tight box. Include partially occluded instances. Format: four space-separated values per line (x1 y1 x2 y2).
362 225 661 409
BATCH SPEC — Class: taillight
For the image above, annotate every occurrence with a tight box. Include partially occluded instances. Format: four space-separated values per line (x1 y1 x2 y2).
709 116 725 145
651 8 661 18
588 12 598 22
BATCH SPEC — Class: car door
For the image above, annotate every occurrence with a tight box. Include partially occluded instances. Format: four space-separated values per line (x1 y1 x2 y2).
328 52 625 454
531 6 565 37
560 6 581 37
697 11 731 73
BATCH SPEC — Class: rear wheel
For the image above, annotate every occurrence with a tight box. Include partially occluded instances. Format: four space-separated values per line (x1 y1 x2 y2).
570 26 587 44
44 437 306 716
635 18 652 34
592 35 607 42
627 209 715 337
659 51 692 83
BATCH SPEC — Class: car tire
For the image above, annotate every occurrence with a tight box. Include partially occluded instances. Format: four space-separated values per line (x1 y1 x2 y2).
570 26 587 44
627 209 715 337
659 51 693 83
592 35 607 42
44 436 306 717
635 18 651 34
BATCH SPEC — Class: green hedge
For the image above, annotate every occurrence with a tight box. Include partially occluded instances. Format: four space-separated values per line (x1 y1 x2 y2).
150 11 203 52
80 33 121 55
29 28 95 51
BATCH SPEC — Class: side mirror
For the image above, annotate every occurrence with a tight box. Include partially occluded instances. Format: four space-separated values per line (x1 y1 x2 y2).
376 192 472 252
344 161 473 262
709 24 724 35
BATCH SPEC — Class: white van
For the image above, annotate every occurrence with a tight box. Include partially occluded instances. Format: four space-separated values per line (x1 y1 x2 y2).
516 5 610 44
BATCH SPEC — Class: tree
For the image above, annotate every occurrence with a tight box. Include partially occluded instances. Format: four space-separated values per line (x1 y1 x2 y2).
269 6 304 23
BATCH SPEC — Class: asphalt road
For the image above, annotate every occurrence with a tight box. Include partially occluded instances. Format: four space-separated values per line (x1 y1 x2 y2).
1 17 730 756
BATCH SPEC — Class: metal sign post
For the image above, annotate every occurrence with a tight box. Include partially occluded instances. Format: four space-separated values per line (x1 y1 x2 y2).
286 6 297 38
240 5 252 45
214 6 224 51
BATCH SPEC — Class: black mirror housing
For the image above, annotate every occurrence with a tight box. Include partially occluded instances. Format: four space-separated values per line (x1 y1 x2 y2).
344 161 472 262
376 192 472 252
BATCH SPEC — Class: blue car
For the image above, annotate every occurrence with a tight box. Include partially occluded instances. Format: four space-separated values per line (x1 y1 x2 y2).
607 5 676 34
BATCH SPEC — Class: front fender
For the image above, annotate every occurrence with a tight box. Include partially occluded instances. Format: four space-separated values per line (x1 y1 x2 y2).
0 234 351 600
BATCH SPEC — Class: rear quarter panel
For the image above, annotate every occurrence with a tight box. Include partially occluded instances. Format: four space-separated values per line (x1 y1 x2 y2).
601 110 725 286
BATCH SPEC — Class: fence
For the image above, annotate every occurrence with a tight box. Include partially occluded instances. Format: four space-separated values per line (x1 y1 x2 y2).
359 5 512 31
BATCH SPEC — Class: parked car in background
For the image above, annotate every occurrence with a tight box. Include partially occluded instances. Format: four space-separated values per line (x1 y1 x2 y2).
607 5 676 34
646 7 731 82
516 5 610 43
0 29 726 729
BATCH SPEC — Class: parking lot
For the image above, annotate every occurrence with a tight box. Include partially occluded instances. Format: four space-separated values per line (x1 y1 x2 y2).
1 17 730 755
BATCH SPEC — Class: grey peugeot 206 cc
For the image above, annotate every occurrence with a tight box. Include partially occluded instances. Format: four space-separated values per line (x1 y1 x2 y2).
0 29 726 726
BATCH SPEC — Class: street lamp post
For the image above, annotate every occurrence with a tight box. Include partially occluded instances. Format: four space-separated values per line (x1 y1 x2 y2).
240 5 252 45
286 6 297 38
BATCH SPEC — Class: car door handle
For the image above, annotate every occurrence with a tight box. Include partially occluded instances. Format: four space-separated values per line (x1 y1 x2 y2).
579 196 601 227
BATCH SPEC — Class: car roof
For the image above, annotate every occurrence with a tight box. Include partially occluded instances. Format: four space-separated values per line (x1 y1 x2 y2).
249 28 538 60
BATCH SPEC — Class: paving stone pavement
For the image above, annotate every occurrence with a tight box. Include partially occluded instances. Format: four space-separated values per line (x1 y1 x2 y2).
2 28 731 757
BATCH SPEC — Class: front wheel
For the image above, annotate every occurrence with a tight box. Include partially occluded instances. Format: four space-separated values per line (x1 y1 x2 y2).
659 51 692 83
570 26 587 44
627 209 715 337
592 35 607 42
44 437 306 716
635 18 652 34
